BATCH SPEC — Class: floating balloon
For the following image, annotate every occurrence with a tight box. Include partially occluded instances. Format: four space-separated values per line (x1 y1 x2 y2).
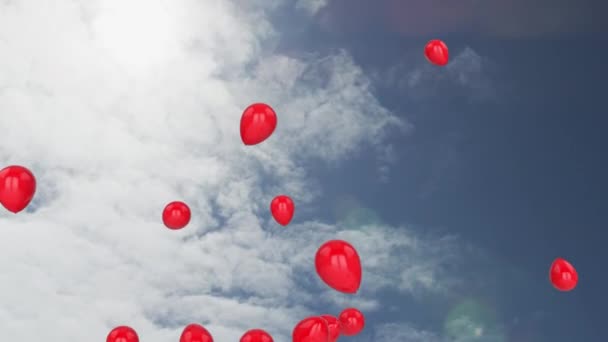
180 323 214 342
0 165 36 213
270 195 295 226
240 329 274 342
240 103 277 145
550 258 578 291
315 240 362 293
107 326 139 342
338 308 365 336
162 201 191 230
293 316 329 342
424 39 449 66
320 315 341 342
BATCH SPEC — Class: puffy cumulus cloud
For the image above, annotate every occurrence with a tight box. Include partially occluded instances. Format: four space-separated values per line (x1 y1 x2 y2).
0 0 452 340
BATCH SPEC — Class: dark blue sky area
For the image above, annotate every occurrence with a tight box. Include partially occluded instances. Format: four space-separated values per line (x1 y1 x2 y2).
275 5 607 341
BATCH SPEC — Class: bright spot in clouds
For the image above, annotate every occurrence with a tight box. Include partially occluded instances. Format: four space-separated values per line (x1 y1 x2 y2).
92 0 180 70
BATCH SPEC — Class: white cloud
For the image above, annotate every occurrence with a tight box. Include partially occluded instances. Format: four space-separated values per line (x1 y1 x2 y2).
0 0 456 340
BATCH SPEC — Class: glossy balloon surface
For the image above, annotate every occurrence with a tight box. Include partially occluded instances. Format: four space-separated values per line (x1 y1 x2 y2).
270 195 295 226
240 103 277 145
106 326 139 342
424 39 449 66
240 329 274 342
180 323 214 342
0 165 36 213
338 308 365 336
315 240 362 293
320 314 341 342
292 316 329 342
550 258 578 291
162 201 191 229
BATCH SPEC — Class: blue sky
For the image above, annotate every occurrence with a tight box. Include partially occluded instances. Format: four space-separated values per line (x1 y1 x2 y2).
273 1 606 340
310 38 607 340
0 0 605 341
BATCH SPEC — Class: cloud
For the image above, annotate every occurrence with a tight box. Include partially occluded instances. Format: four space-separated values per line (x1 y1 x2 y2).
295 0 329 15
0 0 463 341
374 47 496 104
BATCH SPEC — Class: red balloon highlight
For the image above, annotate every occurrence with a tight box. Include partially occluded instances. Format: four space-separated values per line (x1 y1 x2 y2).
424 39 449 66
315 240 362 294
270 195 295 226
180 323 214 342
292 316 329 342
162 201 191 230
240 103 277 146
240 329 274 342
0 165 36 213
338 308 365 336
106 326 139 342
320 315 341 342
550 258 578 291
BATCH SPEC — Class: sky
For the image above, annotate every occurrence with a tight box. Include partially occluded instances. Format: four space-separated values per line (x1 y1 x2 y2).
0 0 606 341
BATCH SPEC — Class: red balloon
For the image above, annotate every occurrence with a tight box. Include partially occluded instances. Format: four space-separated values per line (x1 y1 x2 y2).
270 195 295 226
338 308 365 336
240 103 277 145
320 315 341 342
424 39 449 66
550 258 578 291
0 165 36 213
292 316 329 342
106 326 139 342
315 240 362 293
162 201 191 230
240 329 274 342
180 323 214 342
